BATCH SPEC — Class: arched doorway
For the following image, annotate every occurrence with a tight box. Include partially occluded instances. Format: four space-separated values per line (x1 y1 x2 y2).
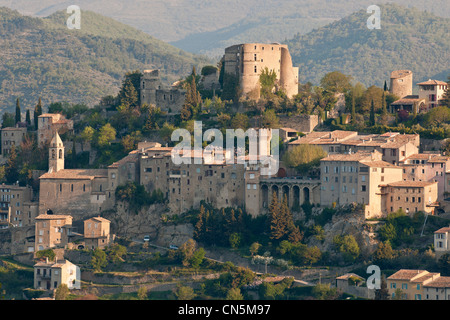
293 185 300 209
271 185 279 201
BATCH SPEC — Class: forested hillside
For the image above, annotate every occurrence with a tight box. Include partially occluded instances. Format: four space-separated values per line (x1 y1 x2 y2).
0 7 210 112
287 4 450 87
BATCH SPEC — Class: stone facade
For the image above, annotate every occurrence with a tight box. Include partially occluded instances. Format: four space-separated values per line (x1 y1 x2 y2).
83 216 111 249
140 69 186 115
1 126 27 156
35 214 73 252
34 259 81 290
223 43 298 100
390 70 413 99
37 113 73 146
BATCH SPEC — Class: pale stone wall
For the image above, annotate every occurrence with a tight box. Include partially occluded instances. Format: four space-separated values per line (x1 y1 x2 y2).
390 70 413 99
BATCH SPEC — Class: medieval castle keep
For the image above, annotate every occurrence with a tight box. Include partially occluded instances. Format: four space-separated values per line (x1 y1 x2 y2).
223 43 299 100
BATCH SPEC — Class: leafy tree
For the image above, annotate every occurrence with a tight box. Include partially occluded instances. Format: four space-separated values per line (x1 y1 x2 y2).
55 284 69 300
423 106 450 127
97 123 116 147
260 109 280 128
373 241 395 261
320 71 353 94
260 67 278 98
91 248 107 272
108 243 127 263
175 285 195 300
35 249 56 262
181 67 202 121
177 239 197 267
15 98 21 124
230 113 250 130
190 247 206 268
80 126 95 143
282 144 327 174
250 242 261 257
226 287 244 300
137 286 148 300
5 145 19 183
312 283 338 300
2 112 15 128
333 235 360 262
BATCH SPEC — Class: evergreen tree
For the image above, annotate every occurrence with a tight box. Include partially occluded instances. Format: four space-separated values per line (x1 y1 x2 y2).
119 78 139 109
15 98 21 124
383 80 388 92
440 76 450 108
381 92 387 115
5 145 18 183
375 275 390 300
34 97 43 130
181 67 202 121
370 99 376 126
351 93 356 125
25 109 31 127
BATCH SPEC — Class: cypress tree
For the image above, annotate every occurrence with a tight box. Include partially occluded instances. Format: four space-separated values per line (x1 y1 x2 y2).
370 99 376 126
381 92 387 115
383 80 388 92
34 97 43 130
351 93 356 125
25 109 31 127
15 98 21 124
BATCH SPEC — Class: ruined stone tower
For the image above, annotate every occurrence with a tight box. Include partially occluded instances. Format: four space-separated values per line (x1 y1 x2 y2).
222 43 299 100
389 70 413 99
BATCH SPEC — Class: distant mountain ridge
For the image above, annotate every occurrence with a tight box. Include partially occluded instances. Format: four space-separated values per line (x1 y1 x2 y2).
286 3 450 88
0 7 210 113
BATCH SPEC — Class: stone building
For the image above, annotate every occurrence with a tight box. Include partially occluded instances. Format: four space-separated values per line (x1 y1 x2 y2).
83 216 111 249
34 259 81 291
399 154 450 201
35 213 73 252
434 226 450 259
1 126 27 156
0 183 34 228
38 132 113 218
389 70 413 99
381 180 438 215
222 43 298 100
37 113 73 146
319 150 404 218
140 69 186 114
417 79 448 111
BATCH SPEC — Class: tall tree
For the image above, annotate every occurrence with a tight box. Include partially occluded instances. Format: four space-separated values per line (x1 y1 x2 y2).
34 97 43 130
375 275 390 300
383 80 388 92
381 91 387 115
351 92 356 125
15 98 21 124
370 99 376 126
25 109 31 127
440 75 450 108
181 67 202 121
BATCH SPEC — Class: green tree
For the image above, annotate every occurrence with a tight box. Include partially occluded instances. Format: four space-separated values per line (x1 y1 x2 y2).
375 275 390 300
5 145 19 183
137 286 148 300
249 242 261 257
97 123 116 147
231 113 250 130
440 76 450 108
118 71 142 108
373 241 395 261
282 144 327 174
55 284 69 300
260 67 278 98
261 109 280 128
35 249 56 262
25 109 31 127
226 287 244 300
34 97 43 130
312 283 338 300
177 239 197 267
320 71 353 94
181 67 202 121
2 112 15 128
351 92 356 125
91 248 107 271
370 99 376 126
108 243 127 263
175 285 195 300
80 126 95 143
333 235 360 262
15 98 21 124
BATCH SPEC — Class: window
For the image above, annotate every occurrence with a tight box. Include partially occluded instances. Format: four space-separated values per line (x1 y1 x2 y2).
402 283 408 290
361 185 366 192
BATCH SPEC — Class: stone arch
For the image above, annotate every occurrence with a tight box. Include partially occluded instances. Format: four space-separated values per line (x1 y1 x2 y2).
303 187 310 204
293 185 300 209
261 184 269 208
271 185 279 200
282 185 290 206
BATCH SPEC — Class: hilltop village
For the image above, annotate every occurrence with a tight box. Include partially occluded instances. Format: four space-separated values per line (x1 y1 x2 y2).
0 43 450 300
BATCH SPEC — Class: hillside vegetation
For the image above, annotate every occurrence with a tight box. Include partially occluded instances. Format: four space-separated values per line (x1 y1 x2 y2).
287 4 450 87
0 7 210 112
